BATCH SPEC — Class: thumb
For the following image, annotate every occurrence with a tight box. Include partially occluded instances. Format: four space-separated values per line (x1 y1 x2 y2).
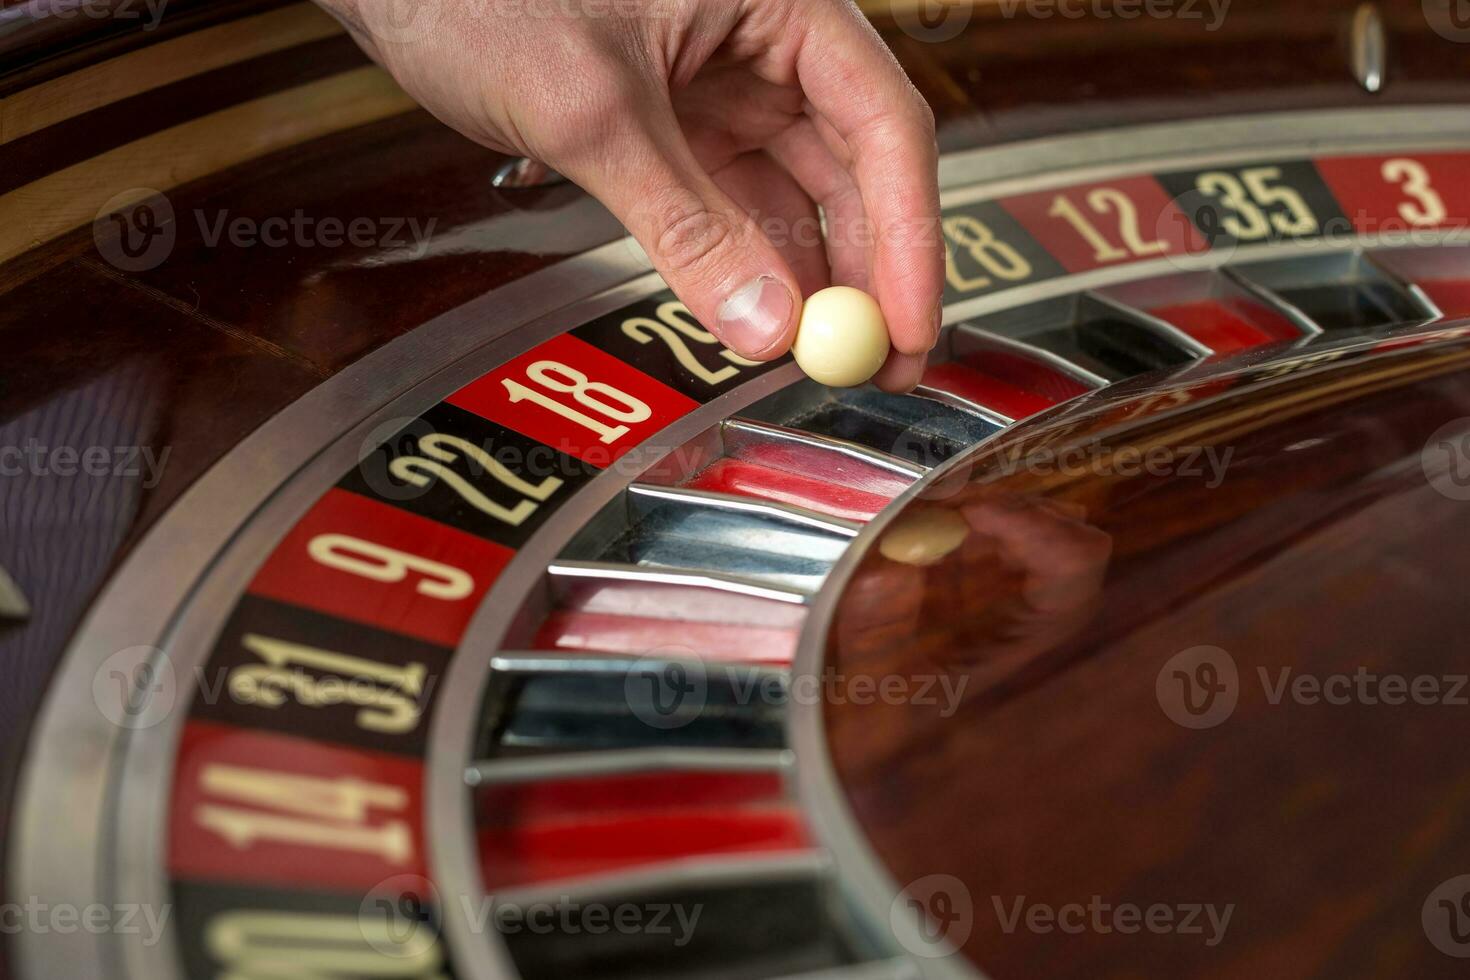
560 107 803 360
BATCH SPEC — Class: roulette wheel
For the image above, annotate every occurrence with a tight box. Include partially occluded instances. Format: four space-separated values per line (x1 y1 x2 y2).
8 0 1470 977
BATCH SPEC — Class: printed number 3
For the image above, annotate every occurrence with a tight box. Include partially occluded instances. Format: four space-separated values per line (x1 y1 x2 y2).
1382 158 1448 227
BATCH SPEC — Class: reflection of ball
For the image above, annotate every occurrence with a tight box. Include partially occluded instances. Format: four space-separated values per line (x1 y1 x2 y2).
792 286 890 387
879 508 969 566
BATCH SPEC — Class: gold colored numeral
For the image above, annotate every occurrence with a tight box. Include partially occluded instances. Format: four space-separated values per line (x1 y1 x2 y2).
942 214 1032 293
389 433 562 527
208 911 445 979
502 359 652 444
229 634 426 734
1382 158 1448 227
622 301 759 385
1195 167 1318 240
195 765 413 865
1048 188 1169 262
309 534 474 600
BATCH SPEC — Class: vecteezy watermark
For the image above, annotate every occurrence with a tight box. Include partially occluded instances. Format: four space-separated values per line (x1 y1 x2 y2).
22 0 169 30
0 899 171 946
1424 0 1470 43
194 210 437 256
888 0 974 43
359 877 447 962
992 442 1235 490
351 414 676 502
0 439 170 488
92 647 178 731
1258 666 1470 708
1424 875 1470 957
479 896 702 946
990 0 1231 31
626 650 710 731
891 875 974 959
1422 418 1470 501
361 876 705 953
1156 646 1240 730
94 191 437 272
623 658 969 731
1158 646 1470 730
991 895 1234 947
93 189 175 273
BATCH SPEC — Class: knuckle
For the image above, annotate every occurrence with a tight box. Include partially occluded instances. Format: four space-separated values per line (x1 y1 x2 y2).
649 194 736 277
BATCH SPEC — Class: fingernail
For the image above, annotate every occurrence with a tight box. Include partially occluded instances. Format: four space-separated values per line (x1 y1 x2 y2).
718 275 792 356
931 303 944 345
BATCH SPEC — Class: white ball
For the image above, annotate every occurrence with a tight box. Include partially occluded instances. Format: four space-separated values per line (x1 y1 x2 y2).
791 286 891 387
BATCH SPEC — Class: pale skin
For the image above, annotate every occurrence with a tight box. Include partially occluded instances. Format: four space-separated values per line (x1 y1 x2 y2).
315 0 945 391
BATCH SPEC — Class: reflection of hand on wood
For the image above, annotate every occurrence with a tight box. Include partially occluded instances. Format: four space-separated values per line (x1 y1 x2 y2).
834 490 1111 717
949 492 1112 691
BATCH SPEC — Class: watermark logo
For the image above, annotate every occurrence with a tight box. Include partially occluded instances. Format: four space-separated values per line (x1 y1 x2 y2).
350 0 435 44
26 0 168 30
990 0 1231 31
1424 0 1470 42
92 647 177 730
625 650 708 730
355 416 438 503
1423 875 1470 957
1156 645 1239 729
92 193 438 273
0 440 170 488
0 899 171 945
360 876 442 959
891 874 974 958
1422 418 1470 501
1160 187 1240 270
992 895 1233 946
891 0 973 42
1160 646 1470 729
991 442 1234 488
94 189 175 272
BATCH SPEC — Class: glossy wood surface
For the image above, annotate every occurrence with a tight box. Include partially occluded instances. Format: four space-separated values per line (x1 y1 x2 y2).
874 0 1470 149
826 327 1470 978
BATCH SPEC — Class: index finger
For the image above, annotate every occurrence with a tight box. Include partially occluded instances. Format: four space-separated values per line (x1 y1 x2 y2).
793 1 944 357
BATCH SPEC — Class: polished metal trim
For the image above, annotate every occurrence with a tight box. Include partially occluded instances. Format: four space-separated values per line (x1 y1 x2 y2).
1351 3 1387 95
936 107 1470 205
547 559 815 604
486 648 791 682
785 448 1004 980
1085 290 1217 357
1361 251 1445 321
467 747 792 785
1219 265 1326 335
722 418 928 480
492 850 833 910
942 233 1470 328
951 320 1111 388
626 484 863 538
427 359 814 979
909 384 1016 427
490 157 567 189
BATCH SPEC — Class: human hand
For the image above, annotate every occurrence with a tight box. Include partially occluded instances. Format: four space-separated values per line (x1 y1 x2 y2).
318 0 944 391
